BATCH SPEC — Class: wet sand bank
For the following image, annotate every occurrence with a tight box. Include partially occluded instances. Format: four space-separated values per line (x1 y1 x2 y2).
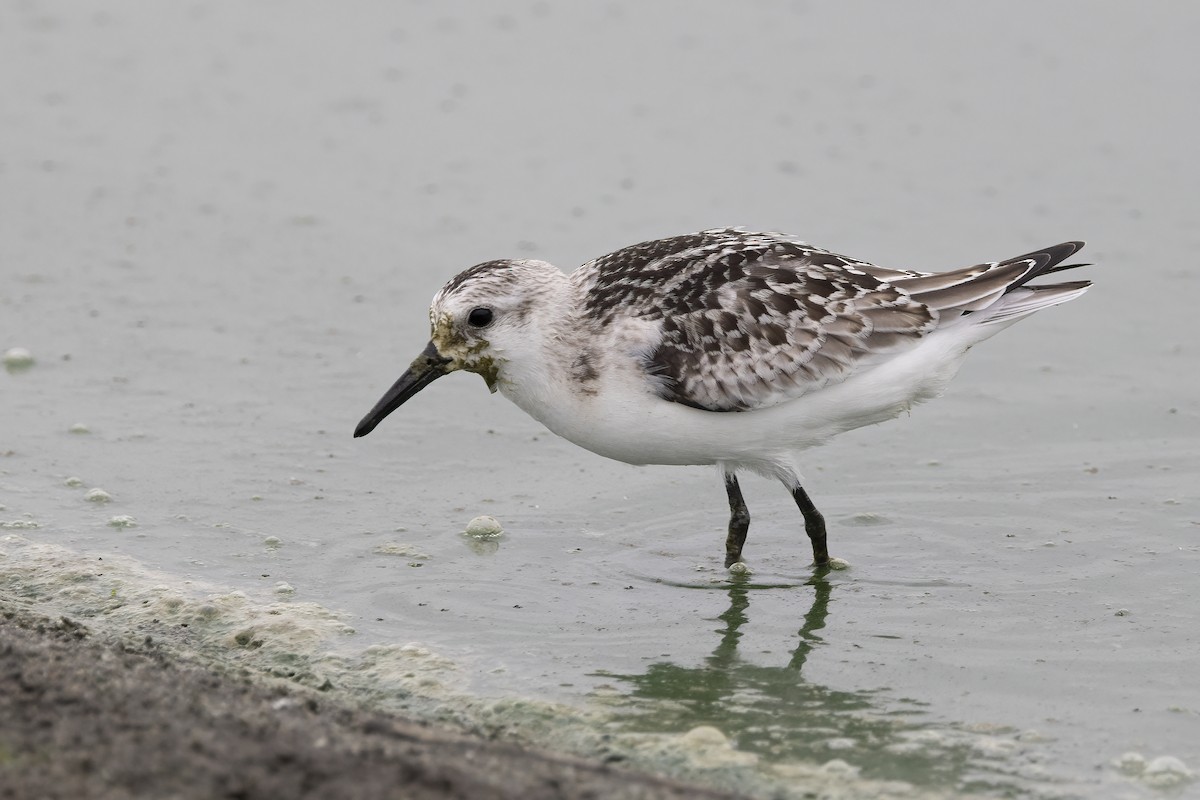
0 605 740 800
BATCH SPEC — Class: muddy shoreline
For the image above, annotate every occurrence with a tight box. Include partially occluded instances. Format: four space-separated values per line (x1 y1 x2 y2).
0 605 741 800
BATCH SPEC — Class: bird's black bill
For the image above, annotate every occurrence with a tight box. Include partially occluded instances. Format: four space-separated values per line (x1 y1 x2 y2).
354 341 452 438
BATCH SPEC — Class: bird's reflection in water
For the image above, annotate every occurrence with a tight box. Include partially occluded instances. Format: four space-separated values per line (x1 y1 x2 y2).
594 569 992 790
710 569 830 674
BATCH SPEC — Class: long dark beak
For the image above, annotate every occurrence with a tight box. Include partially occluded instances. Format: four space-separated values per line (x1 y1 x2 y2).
354 341 453 438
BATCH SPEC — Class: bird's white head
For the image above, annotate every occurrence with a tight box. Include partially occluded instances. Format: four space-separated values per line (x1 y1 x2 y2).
428 258 564 389
354 258 565 438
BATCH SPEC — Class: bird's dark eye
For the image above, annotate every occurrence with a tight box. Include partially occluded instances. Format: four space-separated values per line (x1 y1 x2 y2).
467 307 494 328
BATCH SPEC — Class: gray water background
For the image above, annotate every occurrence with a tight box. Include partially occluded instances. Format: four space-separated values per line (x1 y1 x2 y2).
2 2 1198 797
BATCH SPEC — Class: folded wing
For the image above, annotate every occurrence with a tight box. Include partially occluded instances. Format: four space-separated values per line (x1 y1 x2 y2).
577 229 1087 412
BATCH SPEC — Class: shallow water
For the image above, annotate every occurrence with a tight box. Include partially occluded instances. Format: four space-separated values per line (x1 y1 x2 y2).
3 2 1198 798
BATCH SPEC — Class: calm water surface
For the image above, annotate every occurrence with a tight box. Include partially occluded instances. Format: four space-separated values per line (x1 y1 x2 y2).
3 3 1197 798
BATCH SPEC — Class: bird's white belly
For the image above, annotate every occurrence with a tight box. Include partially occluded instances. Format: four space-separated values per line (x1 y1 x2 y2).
497 328 973 470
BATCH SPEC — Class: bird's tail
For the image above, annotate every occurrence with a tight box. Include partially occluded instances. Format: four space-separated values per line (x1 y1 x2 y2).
972 241 1091 325
888 241 1091 326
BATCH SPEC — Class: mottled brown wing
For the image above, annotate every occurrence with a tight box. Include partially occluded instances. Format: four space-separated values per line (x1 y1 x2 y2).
645 252 939 411
576 229 936 412
577 229 1083 412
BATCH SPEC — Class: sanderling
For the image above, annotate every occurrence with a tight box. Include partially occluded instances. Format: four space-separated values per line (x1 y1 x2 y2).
355 228 1089 568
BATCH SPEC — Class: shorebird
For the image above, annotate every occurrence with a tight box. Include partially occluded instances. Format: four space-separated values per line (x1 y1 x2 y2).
355 229 1089 567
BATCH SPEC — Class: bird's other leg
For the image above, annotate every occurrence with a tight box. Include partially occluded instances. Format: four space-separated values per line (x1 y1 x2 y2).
723 472 751 568
781 472 830 566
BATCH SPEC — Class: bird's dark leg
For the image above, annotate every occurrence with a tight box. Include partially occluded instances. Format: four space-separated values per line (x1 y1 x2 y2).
723 473 751 567
790 482 830 566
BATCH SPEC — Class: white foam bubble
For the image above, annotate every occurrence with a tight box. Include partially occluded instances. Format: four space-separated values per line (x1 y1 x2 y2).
3 347 34 369
373 542 430 560
1116 752 1195 788
1143 755 1193 787
464 515 503 539
1 519 41 530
